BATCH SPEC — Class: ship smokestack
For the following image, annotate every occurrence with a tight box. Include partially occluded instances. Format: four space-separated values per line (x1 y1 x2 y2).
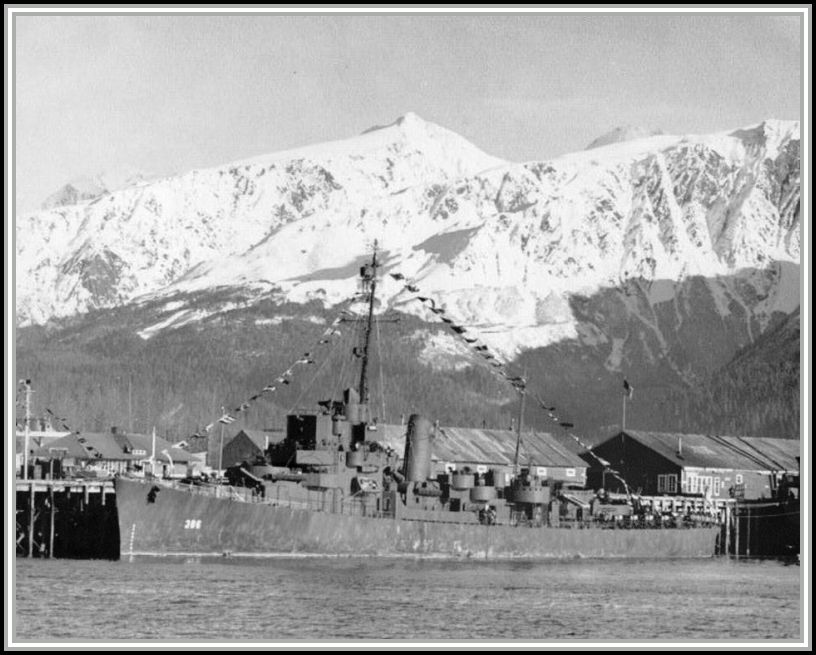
344 388 360 425
403 414 434 482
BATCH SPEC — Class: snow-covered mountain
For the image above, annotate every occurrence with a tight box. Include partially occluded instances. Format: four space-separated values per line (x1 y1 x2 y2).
16 114 800 369
40 167 156 210
16 113 503 325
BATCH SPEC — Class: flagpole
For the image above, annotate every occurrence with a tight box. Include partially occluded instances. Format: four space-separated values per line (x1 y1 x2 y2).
22 380 32 480
622 393 626 433
151 426 156 477
218 406 225 473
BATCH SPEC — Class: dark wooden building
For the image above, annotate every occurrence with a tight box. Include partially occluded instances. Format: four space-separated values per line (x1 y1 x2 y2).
220 429 285 468
584 430 800 500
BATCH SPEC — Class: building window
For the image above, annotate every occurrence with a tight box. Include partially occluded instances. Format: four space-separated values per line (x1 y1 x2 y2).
713 477 721 496
565 468 575 477
735 474 743 484
658 474 678 494
689 475 699 494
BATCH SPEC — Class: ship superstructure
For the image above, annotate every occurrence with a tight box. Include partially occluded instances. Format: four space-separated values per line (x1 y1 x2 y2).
114 246 723 559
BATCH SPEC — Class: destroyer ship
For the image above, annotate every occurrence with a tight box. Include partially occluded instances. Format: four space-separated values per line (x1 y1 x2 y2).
115 247 721 559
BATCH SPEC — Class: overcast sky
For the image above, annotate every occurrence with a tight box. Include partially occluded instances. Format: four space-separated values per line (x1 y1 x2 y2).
14 11 802 214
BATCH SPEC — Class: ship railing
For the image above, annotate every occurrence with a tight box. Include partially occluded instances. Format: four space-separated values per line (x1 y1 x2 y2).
544 515 725 529
258 491 387 518
159 480 727 527
157 478 384 516
162 479 263 503
266 497 386 518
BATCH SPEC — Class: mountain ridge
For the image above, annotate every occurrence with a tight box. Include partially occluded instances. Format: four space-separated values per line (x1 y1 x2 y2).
14 108 801 439
16 114 801 419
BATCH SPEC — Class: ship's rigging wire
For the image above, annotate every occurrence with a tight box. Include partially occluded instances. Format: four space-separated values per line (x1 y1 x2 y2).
385 271 639 492
286 335 341 414
186 311 348 438
707 433 784 472
333 324 354 399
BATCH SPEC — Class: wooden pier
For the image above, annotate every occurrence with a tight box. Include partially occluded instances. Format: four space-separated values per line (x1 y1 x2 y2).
15 479 119 559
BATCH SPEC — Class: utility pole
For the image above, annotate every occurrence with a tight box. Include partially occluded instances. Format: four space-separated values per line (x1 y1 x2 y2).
22 379 33 481
128 374 133 433
218 407 225 472
622 393 627 433
48 466 55 559
151 426 157 477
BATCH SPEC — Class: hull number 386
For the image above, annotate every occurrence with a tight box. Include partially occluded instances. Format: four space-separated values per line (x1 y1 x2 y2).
183 519 202 530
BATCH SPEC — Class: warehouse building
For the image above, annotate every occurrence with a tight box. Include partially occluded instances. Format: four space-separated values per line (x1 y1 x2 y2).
583 430 800 500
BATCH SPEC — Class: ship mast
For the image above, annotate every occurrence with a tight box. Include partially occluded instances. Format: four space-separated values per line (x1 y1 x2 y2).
357 240 379 409
513 382 526 476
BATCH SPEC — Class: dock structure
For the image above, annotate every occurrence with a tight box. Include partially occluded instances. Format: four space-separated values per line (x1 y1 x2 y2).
15 479 118 559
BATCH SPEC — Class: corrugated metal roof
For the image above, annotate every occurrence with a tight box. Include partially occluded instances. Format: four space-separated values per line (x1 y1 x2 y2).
720 436 800 471
621 431 800 471
373 424 586 468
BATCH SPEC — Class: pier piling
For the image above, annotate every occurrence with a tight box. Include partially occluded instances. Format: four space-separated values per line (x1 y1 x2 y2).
16 480 119 560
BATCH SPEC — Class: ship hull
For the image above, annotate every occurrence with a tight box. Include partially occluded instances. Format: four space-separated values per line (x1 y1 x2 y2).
115 478 720 559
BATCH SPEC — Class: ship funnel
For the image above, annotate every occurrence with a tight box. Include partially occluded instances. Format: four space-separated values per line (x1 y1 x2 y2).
403 414 434 482
344 387 360 425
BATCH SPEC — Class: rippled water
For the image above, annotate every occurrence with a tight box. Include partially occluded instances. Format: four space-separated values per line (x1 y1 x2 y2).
14 557 801 642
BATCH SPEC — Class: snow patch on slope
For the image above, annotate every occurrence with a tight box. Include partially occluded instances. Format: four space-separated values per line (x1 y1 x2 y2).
411 329 474 371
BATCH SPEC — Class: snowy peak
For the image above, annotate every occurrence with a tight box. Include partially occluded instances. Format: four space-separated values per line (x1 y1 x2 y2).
362 111 426 134
586 125 665 150
41 168 155 210
235 111 505 181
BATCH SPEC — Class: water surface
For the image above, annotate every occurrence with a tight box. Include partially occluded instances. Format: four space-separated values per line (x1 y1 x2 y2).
14 557 801 642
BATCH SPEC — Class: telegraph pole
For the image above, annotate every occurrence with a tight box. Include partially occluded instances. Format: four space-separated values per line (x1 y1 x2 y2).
622 393 627 433
22 379 33 480
218 406 225 472
128 374 133 433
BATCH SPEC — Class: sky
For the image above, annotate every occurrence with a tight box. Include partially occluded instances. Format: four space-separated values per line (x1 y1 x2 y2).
13 11 803 214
